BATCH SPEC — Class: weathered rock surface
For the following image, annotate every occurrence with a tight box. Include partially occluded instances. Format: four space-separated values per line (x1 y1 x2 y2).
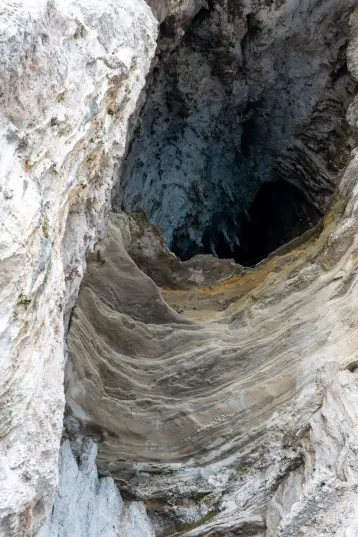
118 0 356 261
3 0 358 536
63 9 358 535
146 0 205 26
37 439 154 537
0 1 157 535
66 149 358 535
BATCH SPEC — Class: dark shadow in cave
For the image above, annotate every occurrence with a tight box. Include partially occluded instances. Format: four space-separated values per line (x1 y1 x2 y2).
118 0 356 270
171 181 321 267
237 181 321 265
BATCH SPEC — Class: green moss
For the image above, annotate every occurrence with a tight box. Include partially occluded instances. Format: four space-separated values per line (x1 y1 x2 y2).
235 461 251 475
18 292 31 309
130 56 137 71
73 24 87 39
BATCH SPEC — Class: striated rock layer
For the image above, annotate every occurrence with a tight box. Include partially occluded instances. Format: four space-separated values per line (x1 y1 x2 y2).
64 7 358 536
3 0 358 536
0 1 157 535
66 168 358 535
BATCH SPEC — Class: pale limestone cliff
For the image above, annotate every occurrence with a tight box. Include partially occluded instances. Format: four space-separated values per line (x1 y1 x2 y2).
0 1 157 535
63 5 358 537
3 0 358 536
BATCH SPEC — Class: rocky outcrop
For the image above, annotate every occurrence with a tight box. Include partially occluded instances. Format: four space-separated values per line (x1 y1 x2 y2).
37 439 154 537
65 144 358 535
62 6 358 535
146 0 204 26
3 0 358 536
118 0 356 262
0 1 157 535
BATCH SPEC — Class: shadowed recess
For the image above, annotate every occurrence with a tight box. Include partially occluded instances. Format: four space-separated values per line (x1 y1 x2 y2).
117 0 356 266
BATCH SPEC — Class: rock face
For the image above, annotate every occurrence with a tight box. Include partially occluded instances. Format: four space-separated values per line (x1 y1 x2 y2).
3 0 358 537
118 0 356 263
37 439 154 537
146 0 204 25
66 151 358 535
64 4 358 536
0 1 157 535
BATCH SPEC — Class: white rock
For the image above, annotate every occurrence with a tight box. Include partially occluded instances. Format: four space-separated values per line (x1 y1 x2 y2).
0 1 157 535
37 439 155 537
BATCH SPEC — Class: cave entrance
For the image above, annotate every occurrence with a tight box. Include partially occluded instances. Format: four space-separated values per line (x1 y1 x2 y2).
117 0 356 267
198 180 321 266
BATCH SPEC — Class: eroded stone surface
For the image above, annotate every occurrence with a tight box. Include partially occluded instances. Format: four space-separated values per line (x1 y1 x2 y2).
37 439 155 537
118 0 356 261
64 12 358 533
59 5 358 537
3 0 358 536
0 1 157 535
146 0 205 25
66 147 358 535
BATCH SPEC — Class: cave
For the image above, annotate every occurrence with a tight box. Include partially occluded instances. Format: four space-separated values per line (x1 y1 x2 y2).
117 0 356 266
199 180 321 266
5 0 358 536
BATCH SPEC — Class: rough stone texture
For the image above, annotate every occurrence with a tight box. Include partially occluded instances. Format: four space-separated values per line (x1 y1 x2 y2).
3 1 358 537
37 439 155 537
118 0 356 260
66 157 358 536
0 1 157 535
146 0 204 25
63 11 358 534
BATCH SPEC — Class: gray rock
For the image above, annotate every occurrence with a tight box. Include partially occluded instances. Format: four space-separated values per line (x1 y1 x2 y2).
37 439 154 537
118 0 355 260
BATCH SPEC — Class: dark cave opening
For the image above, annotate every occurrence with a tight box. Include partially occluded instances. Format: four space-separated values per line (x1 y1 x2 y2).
187 180 321 266
118 0 356 268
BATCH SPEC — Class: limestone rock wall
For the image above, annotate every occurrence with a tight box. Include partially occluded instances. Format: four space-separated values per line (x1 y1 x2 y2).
146 0 205 25
65 157 358 535
0 1 157 535
2 0 358 536
37 439 155 537
63 7 358 536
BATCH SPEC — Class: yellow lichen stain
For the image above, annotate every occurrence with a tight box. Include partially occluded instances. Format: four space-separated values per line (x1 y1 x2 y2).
42 214 49 239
